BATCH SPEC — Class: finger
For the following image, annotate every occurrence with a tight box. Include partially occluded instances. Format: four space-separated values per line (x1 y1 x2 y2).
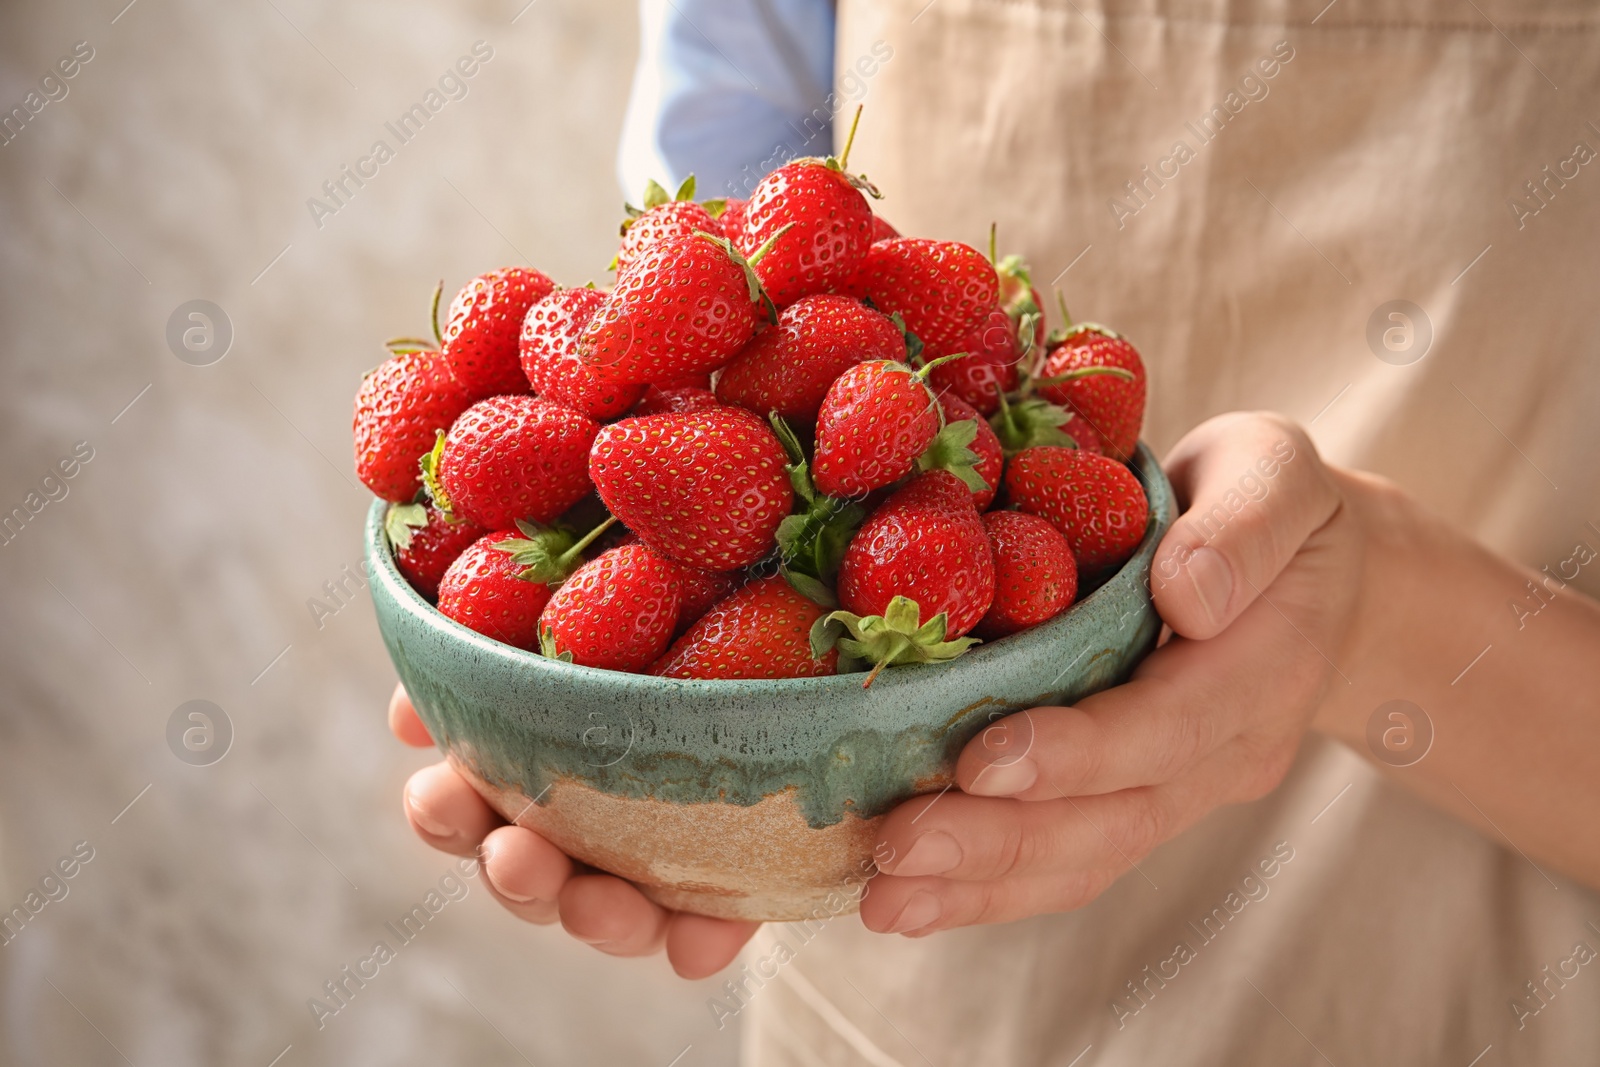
388 683 434 747
873 788 1180 882
859 867 1122 935
403 762 502 856
1153 413 1341 639
666 914 761 979
558 874 670 958
478 824 574 924
867 741 1293 930
961 562 1337 800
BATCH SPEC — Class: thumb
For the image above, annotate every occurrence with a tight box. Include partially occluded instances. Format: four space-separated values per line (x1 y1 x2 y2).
1151 413 1341 639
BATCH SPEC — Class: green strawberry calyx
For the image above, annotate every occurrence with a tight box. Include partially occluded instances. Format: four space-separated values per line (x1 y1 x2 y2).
887 311 925 364
492 515 617 586
989 390 1088 455
539 626 574 663
915 419 989 493
419 432 455 520
770 414 863 609
810 595 981 688
693 224 794 322
383 501 428 551
1045 291 1124 348
621 175 698 225
384 280 446 353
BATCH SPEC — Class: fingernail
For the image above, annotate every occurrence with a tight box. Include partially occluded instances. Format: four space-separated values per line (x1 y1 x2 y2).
967 757 1037 796
1187 546 1233 628
483 853 537 904
889 891 942 934
406 789 454 839
894 832 962 877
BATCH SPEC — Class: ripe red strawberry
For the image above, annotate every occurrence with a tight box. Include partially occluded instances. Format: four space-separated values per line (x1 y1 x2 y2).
860 239 995 355
933 394 1003 509
654 370 712 390
825 471 995 684
975 511 1077 639
578 231 782 384
715 295 906 423
717 198 748 242
386 502 487 600
813 357 969 498
869 214 900 243
435 519 608 650
929 353 1017 416
434 395 599 529
667 563 741 633
353 349 473 501
588 407 793 570
1004 446 1149 572
616 177 719 276
616 531 738 631
1063 411 1105 454
441 267 556 397
1038 324 1147 461
651 576 838 680
736 118 876 307
630 385 721 417
955 307 1025 367
519 287 645 420
538 543 682 672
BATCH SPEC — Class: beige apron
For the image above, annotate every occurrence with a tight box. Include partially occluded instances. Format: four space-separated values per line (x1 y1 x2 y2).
742 1 1600 1063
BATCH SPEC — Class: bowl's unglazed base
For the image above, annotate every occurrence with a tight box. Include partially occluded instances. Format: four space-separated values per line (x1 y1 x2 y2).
451 756 887 922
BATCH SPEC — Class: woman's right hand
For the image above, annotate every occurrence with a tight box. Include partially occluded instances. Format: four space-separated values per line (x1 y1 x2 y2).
388 683 760 978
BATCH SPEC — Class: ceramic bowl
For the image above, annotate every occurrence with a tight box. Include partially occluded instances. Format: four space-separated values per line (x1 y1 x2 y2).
368 443 1174 921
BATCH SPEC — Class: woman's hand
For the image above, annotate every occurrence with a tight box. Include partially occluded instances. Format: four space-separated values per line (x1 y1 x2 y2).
388 684 760 977
860 412 1365 934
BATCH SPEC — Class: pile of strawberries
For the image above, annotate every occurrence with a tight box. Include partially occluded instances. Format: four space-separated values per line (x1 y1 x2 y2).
353 117 1150 685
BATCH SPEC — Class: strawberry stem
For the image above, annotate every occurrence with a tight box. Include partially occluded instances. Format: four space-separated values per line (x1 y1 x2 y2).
838 105 864 172
913 351 970 381
1032 366 1135 387
745 222 796 267
1054 290 1072 333
988 222 998 266
557 515 617 568
430 281 444 347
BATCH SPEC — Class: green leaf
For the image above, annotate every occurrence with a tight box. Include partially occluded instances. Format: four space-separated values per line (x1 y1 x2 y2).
493 516 615 585
701 197 728 218
642 178 671 209
821 596 981 687
384 502 428 551
385 336 436 354
674 174 697 202
783 569 838 610
889 312 924 364
996 253 1034 288
539 626 573 663
419 432 454 518
916 419 989 493
988 396 1080 455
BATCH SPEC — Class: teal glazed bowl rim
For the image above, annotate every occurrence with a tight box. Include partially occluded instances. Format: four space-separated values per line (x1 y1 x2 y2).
367 442 1175 831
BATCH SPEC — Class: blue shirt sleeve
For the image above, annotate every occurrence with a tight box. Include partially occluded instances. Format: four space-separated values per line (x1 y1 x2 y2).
618 0 837 201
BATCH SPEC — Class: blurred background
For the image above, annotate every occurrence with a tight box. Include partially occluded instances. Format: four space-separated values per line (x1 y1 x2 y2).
0 1 744 1063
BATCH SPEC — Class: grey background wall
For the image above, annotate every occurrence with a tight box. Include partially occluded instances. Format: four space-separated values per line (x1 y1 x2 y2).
0 1 742 1063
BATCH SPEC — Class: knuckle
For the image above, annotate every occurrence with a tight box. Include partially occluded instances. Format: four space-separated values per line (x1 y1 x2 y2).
1154 705 1216 781
1116 792 1169 859
992 809 1031 878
